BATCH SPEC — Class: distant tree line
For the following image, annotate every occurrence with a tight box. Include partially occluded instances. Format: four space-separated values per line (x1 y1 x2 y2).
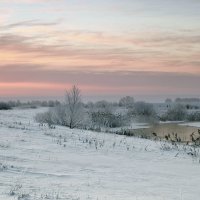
165 98 200 105
0 102 12 110
0 100 61 110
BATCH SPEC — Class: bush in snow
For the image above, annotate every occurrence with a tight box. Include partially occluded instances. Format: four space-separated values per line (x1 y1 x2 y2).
161 103 187 121
88 103 128 129
119 96 134 108
128 101 157 122
187 111 200 122
35 110 56 127
0 102 12 110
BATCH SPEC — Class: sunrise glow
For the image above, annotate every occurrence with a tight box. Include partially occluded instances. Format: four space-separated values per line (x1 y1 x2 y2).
0 0 200 99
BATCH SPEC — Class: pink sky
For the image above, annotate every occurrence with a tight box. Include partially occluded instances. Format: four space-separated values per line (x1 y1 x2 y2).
0 0 200 100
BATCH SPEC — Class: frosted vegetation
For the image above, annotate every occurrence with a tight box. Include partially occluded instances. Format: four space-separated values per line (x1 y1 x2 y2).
33 86 200 131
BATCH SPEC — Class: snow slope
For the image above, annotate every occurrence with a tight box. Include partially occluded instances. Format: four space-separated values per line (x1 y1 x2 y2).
0 108 200 200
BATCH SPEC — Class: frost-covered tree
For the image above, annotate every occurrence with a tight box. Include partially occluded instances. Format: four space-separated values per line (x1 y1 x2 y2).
65 85 83 129
163 103 187 121
119 96 134 108
134 101 156 117
127 101 157 122
35 86 84 129
165 98 172 104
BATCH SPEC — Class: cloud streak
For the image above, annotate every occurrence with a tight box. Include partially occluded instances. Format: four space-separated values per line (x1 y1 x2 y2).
0 30 200 74
1 20 61 29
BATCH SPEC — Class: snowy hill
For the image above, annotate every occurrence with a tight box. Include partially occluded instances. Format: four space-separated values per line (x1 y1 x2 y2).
0 108 200 200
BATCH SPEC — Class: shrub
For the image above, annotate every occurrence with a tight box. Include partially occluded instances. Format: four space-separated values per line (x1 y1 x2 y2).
162 104 187 121
0 102 12 110
89 110 125 128
35 110 55 126
119 96 134 108
134 102 156 116
128 101 157 122
187 112 200 121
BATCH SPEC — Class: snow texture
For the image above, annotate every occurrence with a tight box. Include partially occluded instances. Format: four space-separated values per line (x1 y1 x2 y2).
0 108 199 200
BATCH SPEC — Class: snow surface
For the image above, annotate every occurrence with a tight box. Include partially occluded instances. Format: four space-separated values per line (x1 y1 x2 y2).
179 122 200 128
107 122 149 133
0 108 200 200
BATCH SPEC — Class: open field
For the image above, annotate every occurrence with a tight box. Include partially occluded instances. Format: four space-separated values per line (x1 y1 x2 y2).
0 108 200 200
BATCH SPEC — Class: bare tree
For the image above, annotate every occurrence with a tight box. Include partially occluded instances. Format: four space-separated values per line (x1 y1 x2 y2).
134 101 156 117
119 96 134 108
65 85 83 129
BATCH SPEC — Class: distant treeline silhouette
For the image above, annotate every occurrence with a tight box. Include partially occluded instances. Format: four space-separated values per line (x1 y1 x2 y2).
0 100 61 110
175 98 200 103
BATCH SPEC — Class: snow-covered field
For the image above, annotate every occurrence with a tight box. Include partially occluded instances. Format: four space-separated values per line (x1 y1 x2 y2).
0 108 200 200
179 122 200 128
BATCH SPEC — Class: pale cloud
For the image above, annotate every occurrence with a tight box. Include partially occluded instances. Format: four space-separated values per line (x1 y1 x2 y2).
0 30 199 74
2 20 61 29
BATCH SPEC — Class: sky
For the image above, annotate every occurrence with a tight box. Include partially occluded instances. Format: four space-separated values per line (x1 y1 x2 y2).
0 0 200 101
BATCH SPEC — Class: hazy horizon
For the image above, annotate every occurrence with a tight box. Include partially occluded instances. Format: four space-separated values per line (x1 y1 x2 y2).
1 94 200 104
